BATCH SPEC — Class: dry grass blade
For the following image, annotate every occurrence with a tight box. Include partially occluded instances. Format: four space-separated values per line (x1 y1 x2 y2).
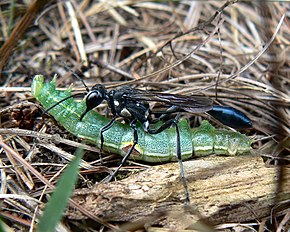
0 139 117 230
0 0 53 72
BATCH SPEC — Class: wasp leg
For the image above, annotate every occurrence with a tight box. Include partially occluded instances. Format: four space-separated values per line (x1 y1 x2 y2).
104 119 138 182
147 115 190 206
150 105 182 122
100 115 117 150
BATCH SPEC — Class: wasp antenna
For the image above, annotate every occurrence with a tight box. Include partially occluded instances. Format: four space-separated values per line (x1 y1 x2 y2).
62 62 90 93
42 93 85 116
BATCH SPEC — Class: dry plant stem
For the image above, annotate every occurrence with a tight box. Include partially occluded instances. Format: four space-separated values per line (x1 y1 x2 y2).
108 17 224 88
58 0 80 61
195 14 285 94
0 211 32 227
0 140 119 231
84 1 231 88
0 0 52 72
258 6 289 229
70 0 97 43
67 156 290 228
37 142 93 169
65 1 87 63
0 128 100 153
153 0 236 57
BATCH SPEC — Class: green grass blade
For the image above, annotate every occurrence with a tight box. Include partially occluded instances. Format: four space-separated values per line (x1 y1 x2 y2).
0 218 13 232
37 148 84 232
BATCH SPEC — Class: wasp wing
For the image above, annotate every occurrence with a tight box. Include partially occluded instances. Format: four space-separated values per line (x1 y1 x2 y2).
123 89 213 113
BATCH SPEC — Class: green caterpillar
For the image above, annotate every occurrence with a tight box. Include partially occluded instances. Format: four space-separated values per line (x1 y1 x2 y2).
31 75 252 162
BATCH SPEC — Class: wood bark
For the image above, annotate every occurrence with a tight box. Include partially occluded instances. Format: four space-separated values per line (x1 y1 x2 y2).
66 156 290 229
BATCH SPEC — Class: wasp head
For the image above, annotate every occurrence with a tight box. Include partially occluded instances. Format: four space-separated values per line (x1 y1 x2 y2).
80 84 107 121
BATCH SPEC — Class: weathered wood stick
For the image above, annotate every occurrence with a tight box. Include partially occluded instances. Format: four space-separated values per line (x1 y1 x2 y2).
67 156 290 229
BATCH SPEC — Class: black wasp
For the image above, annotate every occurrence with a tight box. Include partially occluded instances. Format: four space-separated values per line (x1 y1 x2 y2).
46 68 252 205
81 84 252 141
